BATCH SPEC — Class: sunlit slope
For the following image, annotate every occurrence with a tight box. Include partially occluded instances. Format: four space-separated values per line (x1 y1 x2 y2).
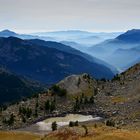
0 131 41 140
0 126 140 140
45 126 140 140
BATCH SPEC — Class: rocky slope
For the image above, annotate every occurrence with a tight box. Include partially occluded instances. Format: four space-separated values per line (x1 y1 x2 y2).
57 73 96 96
0 64 140 130
95 63 140 129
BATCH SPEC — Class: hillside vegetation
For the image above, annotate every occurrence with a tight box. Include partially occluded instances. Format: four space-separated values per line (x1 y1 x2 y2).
0 68 43 104
0 64 140 140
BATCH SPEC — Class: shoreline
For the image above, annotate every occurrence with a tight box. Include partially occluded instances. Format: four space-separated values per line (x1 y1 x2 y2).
16 113 103 134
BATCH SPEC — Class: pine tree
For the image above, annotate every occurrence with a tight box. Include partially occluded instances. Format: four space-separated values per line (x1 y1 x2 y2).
45 100 50 112
52 121 57 131
89 96 94 103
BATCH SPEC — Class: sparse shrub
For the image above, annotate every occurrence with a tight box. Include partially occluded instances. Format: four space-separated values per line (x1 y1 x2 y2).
35 100 39 108
31 93 39 98
69 121 74 127
106 120 115 127
73 97 80 111
83 74 90 79
69 121 79 127
9 113 15 125
77 78 81 87
22 115 26 123
101 78 106 82
52 121 57 131
0 104 7 111
112 74 121 81
89 96 94 103
84 96 89 104
45 99 56 113
3 113 15 126
50 100 56 112
80 96 83 104
102 85 104 89
51 85 67 97
45 100 50 112
75 121 79 126
34 107 38 117
26 108 32 118
73 94 95 111
94 123 97 128
82 125 88 136
106 92 112 96
94 88 98 96
19 106 32 118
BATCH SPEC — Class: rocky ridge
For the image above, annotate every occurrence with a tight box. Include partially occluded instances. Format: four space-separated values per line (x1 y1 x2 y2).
0 64 140 130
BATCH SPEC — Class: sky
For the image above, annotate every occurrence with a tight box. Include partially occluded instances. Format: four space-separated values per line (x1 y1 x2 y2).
0 0 140 33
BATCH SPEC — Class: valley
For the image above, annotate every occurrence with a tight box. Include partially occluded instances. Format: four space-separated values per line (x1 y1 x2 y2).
1 0 140 139
87 29 140 71
0 63 140 139
0 29 139 140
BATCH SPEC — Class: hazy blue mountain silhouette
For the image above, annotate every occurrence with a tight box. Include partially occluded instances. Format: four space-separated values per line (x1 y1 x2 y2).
87 29 140 71
0 37 114 84
116 29 140 43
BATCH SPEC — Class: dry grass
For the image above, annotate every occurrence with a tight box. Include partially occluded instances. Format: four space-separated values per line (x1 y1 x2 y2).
0 131 41 140
44 125 140 140
82 130 140 140
111 96 126 103
0 125 140 140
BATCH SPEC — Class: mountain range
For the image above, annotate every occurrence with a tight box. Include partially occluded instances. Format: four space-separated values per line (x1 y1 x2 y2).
0 36 114 85
0 29 140 138
87 29 140 71
31 29 140 72
0 61 140 132
0 29 54 41
32 30 122 46
0 29 140 78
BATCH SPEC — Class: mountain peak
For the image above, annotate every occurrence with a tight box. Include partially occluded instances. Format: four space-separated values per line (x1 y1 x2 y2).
1 29 16 33
125 29 140 34
116 29 140 43
0 29 17 37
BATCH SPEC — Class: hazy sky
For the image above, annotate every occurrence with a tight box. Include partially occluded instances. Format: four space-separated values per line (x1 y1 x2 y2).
0 0 140 33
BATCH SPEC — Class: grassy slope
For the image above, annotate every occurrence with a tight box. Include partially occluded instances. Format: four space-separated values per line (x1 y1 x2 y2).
45 125 140 140
0 131 41 140
0 125 140 140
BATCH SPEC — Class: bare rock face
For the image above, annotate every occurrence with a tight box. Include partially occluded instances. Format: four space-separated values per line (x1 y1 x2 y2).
57 73 96 96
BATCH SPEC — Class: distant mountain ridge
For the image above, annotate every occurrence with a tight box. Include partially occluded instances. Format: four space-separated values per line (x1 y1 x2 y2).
0 30 122 46
0 36 114 84
116 29 140 43
0 30 17 37
0 29 54 41
32 30 122 46
87 29 140 71
27 38 118 74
